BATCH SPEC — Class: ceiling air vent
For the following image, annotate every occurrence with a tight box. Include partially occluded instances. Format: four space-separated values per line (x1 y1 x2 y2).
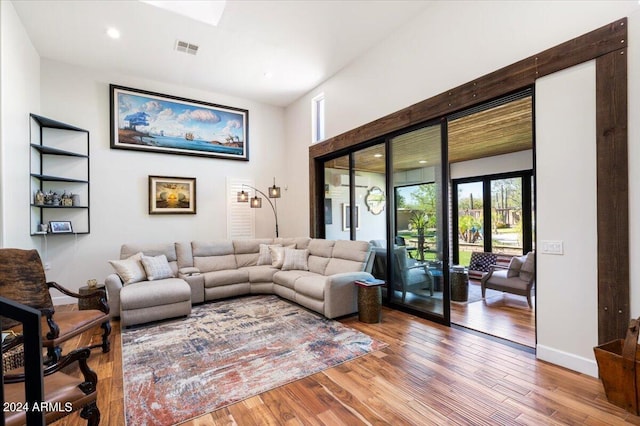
175 40 199 55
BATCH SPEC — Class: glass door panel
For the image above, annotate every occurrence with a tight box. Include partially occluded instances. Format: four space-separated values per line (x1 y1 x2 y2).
456 181 484 266
323 154 350 240
390 124 446 318
490 177 524 255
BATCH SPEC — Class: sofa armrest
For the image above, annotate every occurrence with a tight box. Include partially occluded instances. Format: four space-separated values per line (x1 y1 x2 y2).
178 267 201 277
104 274 124 319
323 271 374 318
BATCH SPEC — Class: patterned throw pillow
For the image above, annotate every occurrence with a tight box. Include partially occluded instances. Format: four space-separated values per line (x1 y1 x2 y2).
281 248 309 271
141 254 175 281
269 244 295 268
257 244 282 266
109 252 146 285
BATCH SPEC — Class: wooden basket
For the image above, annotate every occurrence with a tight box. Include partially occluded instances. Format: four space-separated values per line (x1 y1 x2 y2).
594 317 640 415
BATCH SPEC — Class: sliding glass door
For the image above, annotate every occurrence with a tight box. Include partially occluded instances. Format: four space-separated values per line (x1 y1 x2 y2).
389 123 448 319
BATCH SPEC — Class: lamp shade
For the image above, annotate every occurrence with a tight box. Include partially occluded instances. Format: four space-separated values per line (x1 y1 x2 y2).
237 190 249 203
269 184 281 198
250 196 262 208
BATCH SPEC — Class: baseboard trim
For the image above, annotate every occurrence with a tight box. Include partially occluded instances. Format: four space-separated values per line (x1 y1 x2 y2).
536 344 598 378
52 295 75 306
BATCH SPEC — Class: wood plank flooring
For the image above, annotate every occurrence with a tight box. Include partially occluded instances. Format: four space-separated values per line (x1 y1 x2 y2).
450 281 536 348
49 302 635 426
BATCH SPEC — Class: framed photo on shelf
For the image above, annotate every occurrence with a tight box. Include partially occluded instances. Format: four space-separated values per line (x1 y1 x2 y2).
110 84 249 161
49 221 73 234
342 203 360 231
149 176 196 215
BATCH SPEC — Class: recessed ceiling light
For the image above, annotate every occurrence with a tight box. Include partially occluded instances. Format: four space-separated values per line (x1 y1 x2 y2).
374 153 383 158
106 28 121 39
419 160 427 164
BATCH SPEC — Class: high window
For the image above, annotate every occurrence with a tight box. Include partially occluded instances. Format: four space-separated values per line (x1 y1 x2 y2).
311 93 325 143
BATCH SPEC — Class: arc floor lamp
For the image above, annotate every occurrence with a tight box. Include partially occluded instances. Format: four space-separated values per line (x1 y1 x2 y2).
237 178 281 237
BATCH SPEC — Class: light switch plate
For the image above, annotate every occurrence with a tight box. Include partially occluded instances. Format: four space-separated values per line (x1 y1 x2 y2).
541 240 563 255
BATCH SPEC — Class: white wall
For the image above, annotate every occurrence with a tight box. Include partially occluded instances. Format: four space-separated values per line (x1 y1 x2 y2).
284 0 640 374
0 1 41 248
535 62 598 375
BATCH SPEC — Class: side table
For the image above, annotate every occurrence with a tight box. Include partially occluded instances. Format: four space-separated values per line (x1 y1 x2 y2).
450 266 469 302
355 279 385 323
78 284 106 310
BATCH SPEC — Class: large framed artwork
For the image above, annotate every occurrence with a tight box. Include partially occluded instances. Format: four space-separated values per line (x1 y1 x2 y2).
110 85 248 161
149 176 196 215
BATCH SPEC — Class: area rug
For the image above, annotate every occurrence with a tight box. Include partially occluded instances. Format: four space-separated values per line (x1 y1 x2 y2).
121 295 386 425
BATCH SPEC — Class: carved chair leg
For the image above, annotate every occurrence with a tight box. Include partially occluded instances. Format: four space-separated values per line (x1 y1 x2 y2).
101 320 111 353
81 401 101 426
46 346 62 365
526 294 533 309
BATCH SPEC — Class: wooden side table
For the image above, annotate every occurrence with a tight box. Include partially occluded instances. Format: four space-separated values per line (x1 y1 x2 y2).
355 279 385 323
450 267 469 302
78 284 106 310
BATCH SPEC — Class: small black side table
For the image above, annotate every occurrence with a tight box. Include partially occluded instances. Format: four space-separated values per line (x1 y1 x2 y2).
450 267 469 302
78 284 106 310
355 280 385 323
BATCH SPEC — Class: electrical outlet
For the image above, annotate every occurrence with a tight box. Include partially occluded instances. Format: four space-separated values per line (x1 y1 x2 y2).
541 240 563 255
44 262 51 270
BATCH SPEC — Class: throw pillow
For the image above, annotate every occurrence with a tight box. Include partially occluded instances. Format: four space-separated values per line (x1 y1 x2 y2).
269 244 295 268
519 252 535 281
282 248 309 271
141 254 175 281
257 243 282 266
507 256 524 278
109 252 146 285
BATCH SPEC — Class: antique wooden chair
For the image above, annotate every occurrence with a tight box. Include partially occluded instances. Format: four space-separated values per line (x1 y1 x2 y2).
1 297 100 425
0 248 110 362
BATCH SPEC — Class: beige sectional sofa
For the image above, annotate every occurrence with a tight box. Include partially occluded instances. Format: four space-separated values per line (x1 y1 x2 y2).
106 238 374 327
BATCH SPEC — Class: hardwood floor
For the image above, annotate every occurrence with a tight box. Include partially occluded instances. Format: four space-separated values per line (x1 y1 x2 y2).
450 281 536 348
49 303 635 426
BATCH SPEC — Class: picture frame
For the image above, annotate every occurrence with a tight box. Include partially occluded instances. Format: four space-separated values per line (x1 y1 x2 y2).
149 176 196 215
110 85 249 161
49 221 73 234
342 203 360 231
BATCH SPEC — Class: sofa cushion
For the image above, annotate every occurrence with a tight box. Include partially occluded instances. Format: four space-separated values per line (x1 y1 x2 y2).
282 248 309 271
485 270 529 290
109 252 146 285
193 240 237 272
273 270 317 289
234 239 272 268
308 256 330 275
120 278 191 311
308 239 335 258
274 237 311 249
294 275 326 300
203 269 249 288
324 240 370 276
141 254 175 280
240 265 279 283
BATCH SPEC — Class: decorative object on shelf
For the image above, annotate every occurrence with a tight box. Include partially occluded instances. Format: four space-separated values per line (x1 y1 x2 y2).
148 176 196 215
49 220 73 234
110 85 249 161
342 203 360 231
72 193 80 206
34 189 45 206
365 186 386 215
39 223 48 233
61 191 73 207
237 178 281 237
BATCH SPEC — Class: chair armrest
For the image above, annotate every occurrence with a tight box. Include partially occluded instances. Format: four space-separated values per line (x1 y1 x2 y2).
4 347 97 394
105 274 124 318
47 281 109 315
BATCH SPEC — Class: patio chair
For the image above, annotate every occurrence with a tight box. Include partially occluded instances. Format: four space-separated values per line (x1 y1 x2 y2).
481 251 535 308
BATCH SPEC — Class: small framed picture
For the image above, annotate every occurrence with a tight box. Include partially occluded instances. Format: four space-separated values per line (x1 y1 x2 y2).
149 176 196 214
49 221 73 234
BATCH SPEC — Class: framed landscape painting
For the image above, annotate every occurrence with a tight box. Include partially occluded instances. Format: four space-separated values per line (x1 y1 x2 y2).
149 176 196 214
110 85 248 161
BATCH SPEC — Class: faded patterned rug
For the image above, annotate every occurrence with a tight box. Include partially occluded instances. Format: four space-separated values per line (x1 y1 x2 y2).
121 295 386 425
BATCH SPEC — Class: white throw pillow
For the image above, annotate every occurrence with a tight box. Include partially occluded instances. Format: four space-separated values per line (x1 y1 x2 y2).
281 248 309 271
507 256 524 278
141 254 175 280
109 252 146 285
519 252 535 281
257 243 282 266
269 244 295 268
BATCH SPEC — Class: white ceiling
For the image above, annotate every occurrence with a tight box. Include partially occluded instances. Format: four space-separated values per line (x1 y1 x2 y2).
12 0 432 107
